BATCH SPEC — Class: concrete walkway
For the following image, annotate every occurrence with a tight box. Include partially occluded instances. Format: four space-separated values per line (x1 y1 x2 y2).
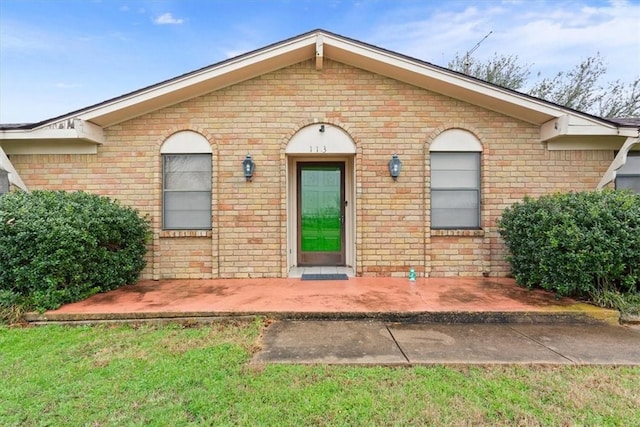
253 320 640 365
25 276 619 324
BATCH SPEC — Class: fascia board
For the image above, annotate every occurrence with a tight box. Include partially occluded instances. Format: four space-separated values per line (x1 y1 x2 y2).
1 140 98 155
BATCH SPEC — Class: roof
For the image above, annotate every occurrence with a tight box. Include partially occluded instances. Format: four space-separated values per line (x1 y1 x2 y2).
607 118 640 127
1 29 637 153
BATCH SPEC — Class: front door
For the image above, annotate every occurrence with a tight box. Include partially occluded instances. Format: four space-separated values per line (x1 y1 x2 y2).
297 162 345 266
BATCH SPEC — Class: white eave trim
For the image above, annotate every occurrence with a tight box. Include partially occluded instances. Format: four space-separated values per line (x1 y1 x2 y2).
2 30 628 143
0 145 28 191
0 119 104 154
541 115 635 141
37 30 573 129
541 115 640 150
0 118 105 144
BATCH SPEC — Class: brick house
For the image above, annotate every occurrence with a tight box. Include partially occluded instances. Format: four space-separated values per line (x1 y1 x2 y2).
1 30 638 280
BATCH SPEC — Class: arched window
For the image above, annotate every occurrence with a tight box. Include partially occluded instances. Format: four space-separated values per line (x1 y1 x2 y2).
430 129 482 229
160 131 212 230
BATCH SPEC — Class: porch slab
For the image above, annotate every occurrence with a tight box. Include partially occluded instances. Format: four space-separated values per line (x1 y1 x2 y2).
24 277 620 325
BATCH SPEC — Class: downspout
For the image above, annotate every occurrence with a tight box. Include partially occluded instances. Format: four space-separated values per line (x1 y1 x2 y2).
597 135 640 190
0 145 28 191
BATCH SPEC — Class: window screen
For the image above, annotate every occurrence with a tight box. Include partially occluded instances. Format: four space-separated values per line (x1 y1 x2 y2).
431 152 480 228
163 154 212 229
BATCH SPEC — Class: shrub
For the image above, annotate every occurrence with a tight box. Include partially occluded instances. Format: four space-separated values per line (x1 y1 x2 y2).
497 190 640 298
0 190 151 312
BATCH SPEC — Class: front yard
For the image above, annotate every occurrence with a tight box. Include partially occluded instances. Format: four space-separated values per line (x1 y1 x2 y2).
1 318 638 426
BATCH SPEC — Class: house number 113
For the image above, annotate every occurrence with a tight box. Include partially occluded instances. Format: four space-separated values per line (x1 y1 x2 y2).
310 145 327 153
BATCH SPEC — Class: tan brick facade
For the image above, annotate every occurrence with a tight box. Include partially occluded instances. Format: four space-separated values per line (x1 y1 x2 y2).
9 59 614 279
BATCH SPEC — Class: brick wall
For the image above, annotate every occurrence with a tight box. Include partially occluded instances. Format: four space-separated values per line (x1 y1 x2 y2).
9 59 614 279
158 232 213 279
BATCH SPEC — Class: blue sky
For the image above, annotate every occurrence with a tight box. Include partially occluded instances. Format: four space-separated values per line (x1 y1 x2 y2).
1 0 639 124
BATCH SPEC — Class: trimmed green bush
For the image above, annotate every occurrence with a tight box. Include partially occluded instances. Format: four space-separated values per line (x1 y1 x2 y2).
0 190 151 311
498 190 640 298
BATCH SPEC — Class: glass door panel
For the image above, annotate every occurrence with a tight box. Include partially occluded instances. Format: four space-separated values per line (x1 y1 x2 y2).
297 163 345 266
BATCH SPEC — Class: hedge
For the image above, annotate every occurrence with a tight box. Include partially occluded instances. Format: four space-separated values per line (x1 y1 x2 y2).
497 190 640 298
0 190 151 311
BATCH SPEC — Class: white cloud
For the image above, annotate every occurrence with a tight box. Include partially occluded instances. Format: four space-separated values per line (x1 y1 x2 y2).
154 13 184 25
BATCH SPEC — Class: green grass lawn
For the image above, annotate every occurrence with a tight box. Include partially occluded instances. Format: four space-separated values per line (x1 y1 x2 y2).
1 319 638 426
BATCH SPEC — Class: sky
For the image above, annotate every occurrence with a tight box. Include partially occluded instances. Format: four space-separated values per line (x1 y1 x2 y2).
1 0 639 124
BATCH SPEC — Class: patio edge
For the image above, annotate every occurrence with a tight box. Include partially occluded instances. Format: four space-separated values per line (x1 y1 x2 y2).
23 308 620 326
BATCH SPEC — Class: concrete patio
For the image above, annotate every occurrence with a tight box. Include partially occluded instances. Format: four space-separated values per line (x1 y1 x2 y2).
25 276 619 325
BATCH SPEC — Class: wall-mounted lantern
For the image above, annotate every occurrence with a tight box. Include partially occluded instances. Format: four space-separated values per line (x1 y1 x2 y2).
243 154 255 181
388 154 402 181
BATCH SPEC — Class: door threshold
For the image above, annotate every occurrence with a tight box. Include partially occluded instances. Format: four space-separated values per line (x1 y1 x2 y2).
288 266 354 278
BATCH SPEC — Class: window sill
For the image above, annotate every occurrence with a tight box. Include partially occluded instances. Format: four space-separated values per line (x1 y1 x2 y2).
160 230 212 238
431 229 484 237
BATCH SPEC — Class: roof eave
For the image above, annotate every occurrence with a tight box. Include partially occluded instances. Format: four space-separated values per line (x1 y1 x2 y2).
0 118 104 154
77 32 319 128
2 29 632 143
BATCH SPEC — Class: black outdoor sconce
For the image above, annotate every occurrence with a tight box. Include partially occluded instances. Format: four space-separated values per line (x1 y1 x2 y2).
243 154 255 181
388 153 402 181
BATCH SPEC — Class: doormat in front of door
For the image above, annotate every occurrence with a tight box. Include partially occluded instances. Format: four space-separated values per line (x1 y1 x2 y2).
301 274 349 281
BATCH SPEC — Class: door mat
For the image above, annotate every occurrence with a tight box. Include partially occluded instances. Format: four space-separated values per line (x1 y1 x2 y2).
301 273 349 281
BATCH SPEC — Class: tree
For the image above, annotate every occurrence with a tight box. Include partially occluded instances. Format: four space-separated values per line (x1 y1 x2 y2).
448 52 640 118
448 52 531 91
596 79 640 118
